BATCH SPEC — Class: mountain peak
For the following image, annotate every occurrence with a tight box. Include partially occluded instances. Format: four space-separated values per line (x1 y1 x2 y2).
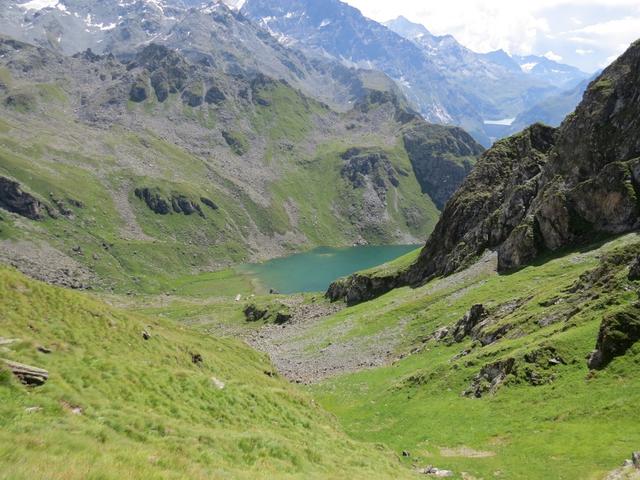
384 15 432 39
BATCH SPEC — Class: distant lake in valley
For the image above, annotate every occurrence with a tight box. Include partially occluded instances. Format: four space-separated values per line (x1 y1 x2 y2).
239 244 419 294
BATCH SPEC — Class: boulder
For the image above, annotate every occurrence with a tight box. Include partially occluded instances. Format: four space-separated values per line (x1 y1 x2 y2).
463 358 516 398
205 86 226 105
2 359 49 386
587 305 640 370
244 304 268 322
629 257 640 281
451 304 487 342
417 466 454 477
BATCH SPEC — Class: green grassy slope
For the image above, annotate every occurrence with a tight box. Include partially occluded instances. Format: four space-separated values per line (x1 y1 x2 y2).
0 50 445 294
307 234 640 479
0 266 411 479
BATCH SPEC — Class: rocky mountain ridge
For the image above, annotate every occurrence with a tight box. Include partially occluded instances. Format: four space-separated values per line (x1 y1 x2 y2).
328 38 640 304
242 0 591 145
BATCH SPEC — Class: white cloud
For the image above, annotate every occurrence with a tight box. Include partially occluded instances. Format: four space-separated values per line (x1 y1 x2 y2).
343 0 640 71
576 48 594 55
544 51 563 61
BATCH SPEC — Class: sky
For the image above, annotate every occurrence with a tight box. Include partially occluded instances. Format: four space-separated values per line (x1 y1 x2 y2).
342 0 640 72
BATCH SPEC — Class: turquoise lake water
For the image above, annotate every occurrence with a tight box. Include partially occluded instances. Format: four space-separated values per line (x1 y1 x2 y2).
239 244 419 294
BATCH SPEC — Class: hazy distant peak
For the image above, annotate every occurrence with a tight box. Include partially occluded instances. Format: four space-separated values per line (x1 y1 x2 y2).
384 15 432 40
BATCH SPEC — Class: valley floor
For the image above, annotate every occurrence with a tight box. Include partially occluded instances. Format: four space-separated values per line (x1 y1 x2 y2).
139 233 640 479
2 233 640 479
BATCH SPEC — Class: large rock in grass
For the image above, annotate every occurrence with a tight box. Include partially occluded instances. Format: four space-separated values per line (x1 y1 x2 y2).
2 359 49 386
587 305 640 370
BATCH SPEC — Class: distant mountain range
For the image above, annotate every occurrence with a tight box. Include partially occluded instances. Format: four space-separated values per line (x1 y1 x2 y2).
242 1 591 145
0 0 592 145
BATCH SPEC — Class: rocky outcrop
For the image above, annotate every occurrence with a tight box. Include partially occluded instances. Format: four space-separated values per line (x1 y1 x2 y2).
403 123 484 210
340 148 399 200
221 131 248 156
450 304 488 342
243 302 292 324
587 304 640 370
2 359 49 386
134 188 205 217
181 83 203 107
329 40 640 306
133 44 189 103
244 303 268 322
463 357 516 398
0 176 51 220
200 197 219 210
409 40 640 283
205 85 226 105
134 187 171 214
464 346 565 397
406 123 557 283
326 272 404 305
129 77 148 103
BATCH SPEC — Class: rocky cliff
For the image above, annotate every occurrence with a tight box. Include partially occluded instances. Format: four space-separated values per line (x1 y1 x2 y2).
409 38 640 283
328 39 640 304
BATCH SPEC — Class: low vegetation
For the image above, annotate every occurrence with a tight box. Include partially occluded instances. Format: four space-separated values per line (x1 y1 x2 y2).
0 266 409 479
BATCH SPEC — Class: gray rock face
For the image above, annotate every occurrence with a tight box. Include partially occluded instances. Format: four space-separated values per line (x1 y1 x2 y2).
409 39 640 284
0 176 50 220
134 188 205 217
403 123 483 210
407 123 556 283
340 148 399 200
451 304 487 342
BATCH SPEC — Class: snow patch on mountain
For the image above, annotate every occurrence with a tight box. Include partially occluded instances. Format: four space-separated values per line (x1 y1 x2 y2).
221 0 245 10
18 0 59 10
84 14 116 31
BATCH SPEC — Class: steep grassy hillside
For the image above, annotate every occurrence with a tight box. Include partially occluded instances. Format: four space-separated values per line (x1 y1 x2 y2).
310 234 640 479
0 37 481 294
0 265 411 479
